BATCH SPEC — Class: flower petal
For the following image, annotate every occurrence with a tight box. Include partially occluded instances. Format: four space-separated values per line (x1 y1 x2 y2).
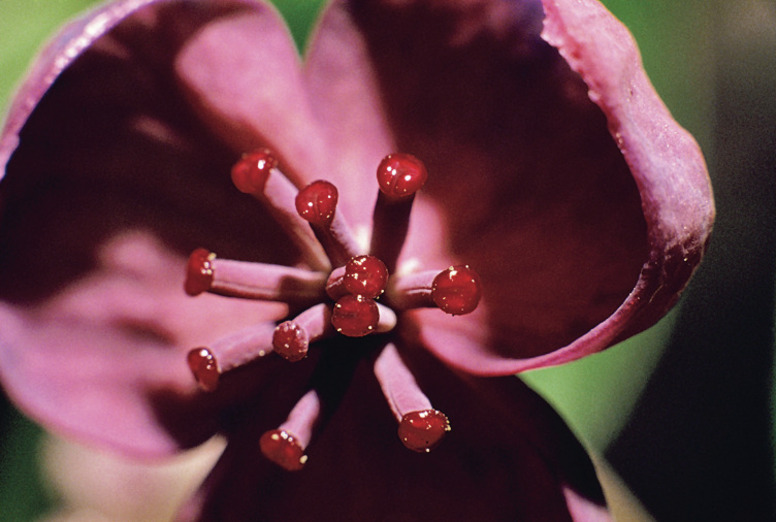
172 0 334 197
179 346 609 521
329 0 712 373
302 0 396 229
0 0 304 455
0 231 295 457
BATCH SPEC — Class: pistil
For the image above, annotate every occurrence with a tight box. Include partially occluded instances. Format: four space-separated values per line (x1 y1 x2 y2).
272 303 332 362
325 255 389 300
187 323 276 391
231 150 330 271
330 294 380 337
370 153 428 273
259 389 321 471
387 265 482 315
295 180 360 267
373 343 450 452
185 249 327 305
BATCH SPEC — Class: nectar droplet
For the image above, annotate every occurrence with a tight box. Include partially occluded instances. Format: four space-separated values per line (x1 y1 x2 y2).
272 322 309 362
295 180 338 225
398 409 450 453
431 265 482 315
184 248 215 296
376 153 428 198
344 255 389 298
259 429 307 471
187 347 219 392
331 295 379 337
231 149 278 194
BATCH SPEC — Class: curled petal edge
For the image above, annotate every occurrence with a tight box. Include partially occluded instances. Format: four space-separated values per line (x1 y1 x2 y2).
418 0 715 376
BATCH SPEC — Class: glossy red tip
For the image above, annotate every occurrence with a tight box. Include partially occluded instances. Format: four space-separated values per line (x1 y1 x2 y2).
231 149 278 194
376 153 428 198
344 255 389 299
295 180 338 225
431 265 482 315
259 429 307 471
398 409 450 453
272 321 309 362
331 295 379 337
187 347 219 392
184 248 215 296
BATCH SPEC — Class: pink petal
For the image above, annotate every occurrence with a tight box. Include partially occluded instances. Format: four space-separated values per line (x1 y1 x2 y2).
0 232 293 457
173 1 332 191
302 0 396 227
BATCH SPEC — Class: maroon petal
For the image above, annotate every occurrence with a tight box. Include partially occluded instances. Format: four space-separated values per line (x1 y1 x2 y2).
307 0 713 374
0 0 304 455
179 346 609 521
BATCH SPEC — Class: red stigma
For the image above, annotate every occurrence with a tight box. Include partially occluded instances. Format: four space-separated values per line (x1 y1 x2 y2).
398 409 450 452
272 322 309 362
259 429 307 471
376 153 428 198
431 265 482 315
187 347 219 392
344 255 389 299
331 295 379 337
184 248 215 296
295 180 338 225
231 149 278 194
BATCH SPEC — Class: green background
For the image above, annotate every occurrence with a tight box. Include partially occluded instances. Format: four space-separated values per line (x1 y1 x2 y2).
1 0 774 520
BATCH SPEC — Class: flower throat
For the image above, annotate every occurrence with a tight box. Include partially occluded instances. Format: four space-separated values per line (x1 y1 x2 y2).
185 150 481 470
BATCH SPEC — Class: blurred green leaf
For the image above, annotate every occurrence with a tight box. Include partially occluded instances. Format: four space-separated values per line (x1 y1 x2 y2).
0 406 52 522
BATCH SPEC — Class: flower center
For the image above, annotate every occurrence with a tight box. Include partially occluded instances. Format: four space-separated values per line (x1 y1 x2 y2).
343 255 389 299
185 151 480 470
330 294 380 337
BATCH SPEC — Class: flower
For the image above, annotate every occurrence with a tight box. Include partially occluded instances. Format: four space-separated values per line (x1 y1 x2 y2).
0 0 713 520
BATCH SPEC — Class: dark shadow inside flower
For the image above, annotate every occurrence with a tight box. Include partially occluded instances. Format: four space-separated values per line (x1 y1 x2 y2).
149 345 320 452
186 341 606 521
0 1 299 305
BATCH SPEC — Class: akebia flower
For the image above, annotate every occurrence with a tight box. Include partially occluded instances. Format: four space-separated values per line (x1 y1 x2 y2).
0 0 714 520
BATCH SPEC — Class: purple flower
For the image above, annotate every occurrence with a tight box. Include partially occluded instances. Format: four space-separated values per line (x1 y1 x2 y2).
0 0 713 520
